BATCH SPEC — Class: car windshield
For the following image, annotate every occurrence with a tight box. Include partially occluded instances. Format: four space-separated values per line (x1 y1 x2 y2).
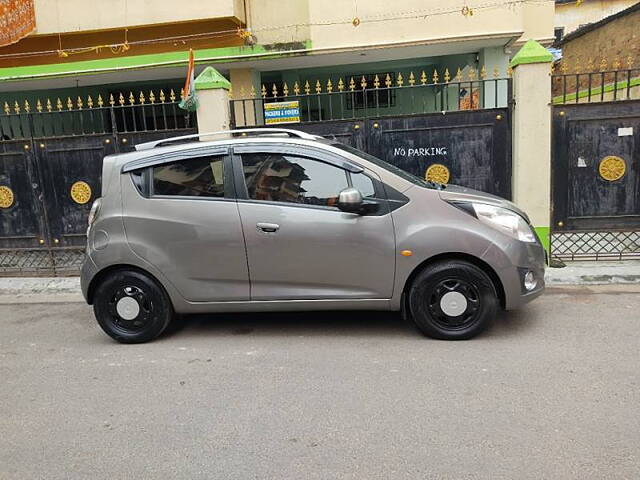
331 143 444 190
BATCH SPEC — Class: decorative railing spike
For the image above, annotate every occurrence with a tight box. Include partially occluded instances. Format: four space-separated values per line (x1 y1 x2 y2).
169 89 176 102
118 93 125 105
24 100 30 113
3 102 9 114
338 78 344 92
373 75 380 89
349 77 355 91
76 96 83 109
304 80 311 95
432 69 439 84
326 79 333 93
455 67 462 81
444 68 451 83
180 88 185 101
14 101 20 114
360 76 367 89
139 91 145 104
612 57 621 70
480 65 487 79
36 99 42 112
420 71 427 85
250 85 256 98
627 55 634 69
396 72 404 87
293 82 300 95
129 92 135 105
384 74 392 88
67 97 73 110
261 84 266 98
56 98 63 111
87 96 94 108
159 90 166 102
408 72 415 86
46 99 52 112
272 83 278 97
315 80 321 94
283 82 289 96
493 66 500 78
149 91 155 104
599 57 607 72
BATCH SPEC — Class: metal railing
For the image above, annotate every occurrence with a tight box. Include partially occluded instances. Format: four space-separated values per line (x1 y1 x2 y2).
0 89 196 140
552 67 640 105
230 70 512 127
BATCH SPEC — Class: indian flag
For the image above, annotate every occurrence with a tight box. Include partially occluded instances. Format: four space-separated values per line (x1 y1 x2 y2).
179 49 198 111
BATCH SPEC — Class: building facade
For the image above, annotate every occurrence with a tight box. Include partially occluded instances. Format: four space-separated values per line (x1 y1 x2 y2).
0 0 555 111
554 0 638 42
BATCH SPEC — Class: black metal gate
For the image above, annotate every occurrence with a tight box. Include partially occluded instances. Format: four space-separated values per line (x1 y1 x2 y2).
551 66 640 260
0 91 196 275
287 109 511 198
231 71 513 199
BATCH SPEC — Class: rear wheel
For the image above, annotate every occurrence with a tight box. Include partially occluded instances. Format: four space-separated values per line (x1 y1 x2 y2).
408 260 498 340
93 269 174 343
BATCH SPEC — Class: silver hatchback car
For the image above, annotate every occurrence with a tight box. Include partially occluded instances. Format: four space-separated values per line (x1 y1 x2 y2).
81 128 545 343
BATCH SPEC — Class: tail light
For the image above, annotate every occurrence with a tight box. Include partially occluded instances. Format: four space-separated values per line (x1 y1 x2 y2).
87 198 101 229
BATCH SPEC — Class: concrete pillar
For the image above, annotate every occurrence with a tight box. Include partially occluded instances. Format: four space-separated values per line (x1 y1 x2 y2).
229 68 263 127
194 66 231 134
511 40 554 251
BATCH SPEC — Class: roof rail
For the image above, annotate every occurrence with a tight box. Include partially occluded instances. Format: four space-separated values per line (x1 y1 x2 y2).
134 128 320 151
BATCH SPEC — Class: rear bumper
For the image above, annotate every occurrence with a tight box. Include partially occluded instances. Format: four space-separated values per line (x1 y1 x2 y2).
80 254 99 304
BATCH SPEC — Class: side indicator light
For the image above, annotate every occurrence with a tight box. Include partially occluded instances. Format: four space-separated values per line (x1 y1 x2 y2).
400 250 413 257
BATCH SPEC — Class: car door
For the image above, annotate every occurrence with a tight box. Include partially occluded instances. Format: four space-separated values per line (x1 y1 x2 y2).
123 148 249 302
232 144 396 301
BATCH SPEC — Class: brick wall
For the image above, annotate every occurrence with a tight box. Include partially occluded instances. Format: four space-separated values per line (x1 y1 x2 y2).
560 8 640 72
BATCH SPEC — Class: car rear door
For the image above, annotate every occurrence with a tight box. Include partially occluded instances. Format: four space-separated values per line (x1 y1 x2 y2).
232 144 396 301
122 147 249 302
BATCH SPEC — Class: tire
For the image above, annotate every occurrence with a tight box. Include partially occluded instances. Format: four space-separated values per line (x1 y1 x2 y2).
408 260 498 340
93 269 174 344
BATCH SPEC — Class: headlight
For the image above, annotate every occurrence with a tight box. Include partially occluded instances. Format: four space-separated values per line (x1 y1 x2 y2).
472 203 537 243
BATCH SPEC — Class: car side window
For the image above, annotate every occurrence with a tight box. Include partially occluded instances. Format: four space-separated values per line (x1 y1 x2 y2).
351 172 376 198
152 155 224 198
241 153 349 207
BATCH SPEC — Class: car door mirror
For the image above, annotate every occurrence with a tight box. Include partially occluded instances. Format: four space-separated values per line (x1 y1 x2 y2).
337 187 364 213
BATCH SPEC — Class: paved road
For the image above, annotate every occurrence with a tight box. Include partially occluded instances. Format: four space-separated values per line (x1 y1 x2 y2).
1 286 639 479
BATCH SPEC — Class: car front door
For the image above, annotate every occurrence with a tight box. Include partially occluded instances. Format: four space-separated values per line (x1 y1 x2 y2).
232 145 396 301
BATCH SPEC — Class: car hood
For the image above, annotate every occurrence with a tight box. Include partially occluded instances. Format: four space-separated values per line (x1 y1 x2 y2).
438 184 530 223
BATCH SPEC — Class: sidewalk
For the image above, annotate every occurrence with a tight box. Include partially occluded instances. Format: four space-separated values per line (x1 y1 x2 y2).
544 260 640 286
0 261 638 303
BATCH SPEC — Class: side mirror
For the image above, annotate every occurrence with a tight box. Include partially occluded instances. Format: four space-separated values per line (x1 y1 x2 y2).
337 187 363 213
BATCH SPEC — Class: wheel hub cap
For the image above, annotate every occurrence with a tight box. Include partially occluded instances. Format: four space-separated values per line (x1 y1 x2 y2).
439 291 468 317
116 296 140 320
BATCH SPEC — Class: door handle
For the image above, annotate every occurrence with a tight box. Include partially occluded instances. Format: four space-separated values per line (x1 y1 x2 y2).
256 222 280 233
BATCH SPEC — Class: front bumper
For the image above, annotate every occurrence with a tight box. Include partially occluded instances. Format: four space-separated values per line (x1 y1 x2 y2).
482 240 546 310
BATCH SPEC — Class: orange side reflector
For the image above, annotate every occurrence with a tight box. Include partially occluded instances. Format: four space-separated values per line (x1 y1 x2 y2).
400 250 413 257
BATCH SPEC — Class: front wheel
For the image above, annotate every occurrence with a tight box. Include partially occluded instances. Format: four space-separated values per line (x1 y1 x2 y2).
408 260 498 340
93 269 174 343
